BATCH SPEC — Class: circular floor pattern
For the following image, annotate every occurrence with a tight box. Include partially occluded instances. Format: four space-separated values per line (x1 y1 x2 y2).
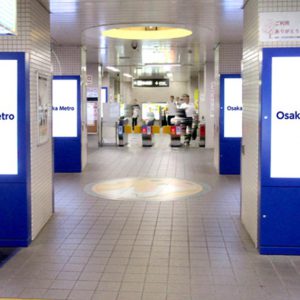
84 177 210 201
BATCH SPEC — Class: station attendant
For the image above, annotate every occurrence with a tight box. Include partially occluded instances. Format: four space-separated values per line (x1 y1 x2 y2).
167 95 177 125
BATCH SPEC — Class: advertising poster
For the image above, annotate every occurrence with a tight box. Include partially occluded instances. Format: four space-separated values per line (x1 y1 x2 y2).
37 73 50 145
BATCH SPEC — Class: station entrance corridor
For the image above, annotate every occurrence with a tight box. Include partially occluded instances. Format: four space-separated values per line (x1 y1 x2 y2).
0 135 299 300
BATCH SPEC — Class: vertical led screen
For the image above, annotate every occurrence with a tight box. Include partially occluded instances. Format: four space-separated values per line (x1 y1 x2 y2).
223 77 243 138
0 59 18 175
52 79 78 137
271 56 300 178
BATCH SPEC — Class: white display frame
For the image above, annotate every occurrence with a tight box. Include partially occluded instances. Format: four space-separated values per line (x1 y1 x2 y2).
223 77 243 138
0 59 18 175
37 72 51 146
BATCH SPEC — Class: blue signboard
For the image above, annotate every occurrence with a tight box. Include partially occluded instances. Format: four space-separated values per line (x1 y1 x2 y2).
260 47 300 254
0 52 31 246
53 76 81 172
219 74 242 174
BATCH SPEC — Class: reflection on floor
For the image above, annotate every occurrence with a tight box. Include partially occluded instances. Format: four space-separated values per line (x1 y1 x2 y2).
0 248 18 268
0 135 299 300
85 177 209 201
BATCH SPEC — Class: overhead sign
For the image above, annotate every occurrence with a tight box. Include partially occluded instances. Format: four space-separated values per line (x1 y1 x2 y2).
260 12 300 42
270 56 300 178
52 79 78 137
133 79 169 88
0 0 17 35
223 77 243 138
0 59 18 174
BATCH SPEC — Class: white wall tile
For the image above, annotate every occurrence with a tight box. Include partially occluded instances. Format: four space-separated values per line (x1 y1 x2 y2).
0 0 53 240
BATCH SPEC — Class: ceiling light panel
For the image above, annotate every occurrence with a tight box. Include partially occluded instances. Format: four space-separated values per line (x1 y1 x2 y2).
103 26 192 40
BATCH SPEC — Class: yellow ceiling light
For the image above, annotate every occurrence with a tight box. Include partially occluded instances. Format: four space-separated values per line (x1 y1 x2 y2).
102 26 192 40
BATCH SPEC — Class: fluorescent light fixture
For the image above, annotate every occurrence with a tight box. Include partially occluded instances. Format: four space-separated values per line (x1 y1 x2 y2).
123 73 133 78
144 63 181 67
106 66 120 72
103 26 192 40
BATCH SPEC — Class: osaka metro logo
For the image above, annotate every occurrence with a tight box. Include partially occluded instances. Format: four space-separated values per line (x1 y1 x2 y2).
276 111 300 120
227 106 243 111
0 113 15 120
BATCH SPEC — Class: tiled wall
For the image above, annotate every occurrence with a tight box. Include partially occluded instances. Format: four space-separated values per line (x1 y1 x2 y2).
241 0 300 246
52 46 81 75
0 0 53 240
30 0 53 239
203 62 215 149
121 80 133 104
214 46 220 170
213 43 243 170
87 63 99 94
241 0 260 247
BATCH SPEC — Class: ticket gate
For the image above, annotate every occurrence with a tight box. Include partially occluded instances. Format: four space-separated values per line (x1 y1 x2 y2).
117 118 129 146
142 125 153 147
170 125 182 147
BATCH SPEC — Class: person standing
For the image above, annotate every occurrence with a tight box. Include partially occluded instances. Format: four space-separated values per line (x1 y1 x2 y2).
132 99 140 130
167 95 176 125
181 94 195 145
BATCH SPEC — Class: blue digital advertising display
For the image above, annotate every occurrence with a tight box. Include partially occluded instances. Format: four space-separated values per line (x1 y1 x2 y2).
261 48 300 186
0 52 31 246
219 74 242 174
53 76 81 173
260 47 300 255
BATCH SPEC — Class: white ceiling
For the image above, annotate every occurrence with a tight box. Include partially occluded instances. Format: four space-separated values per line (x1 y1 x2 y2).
43 0 244 80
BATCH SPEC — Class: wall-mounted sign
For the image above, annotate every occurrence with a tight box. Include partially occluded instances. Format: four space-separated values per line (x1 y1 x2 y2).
270 56 300 178
133 79 169 88
223 77 243 138
0 0 17 35
260 12 300 42
0 59 18 174
37 73 50 145
52 79 78 137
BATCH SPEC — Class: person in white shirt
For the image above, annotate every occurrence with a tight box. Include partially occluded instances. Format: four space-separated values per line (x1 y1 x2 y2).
131 99 140 130
181 94 195 145
167 95 177 125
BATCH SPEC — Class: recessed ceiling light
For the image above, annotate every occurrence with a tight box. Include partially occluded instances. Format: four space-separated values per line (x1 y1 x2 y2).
103 26 192 40
106 66 120 72
144 63 181 67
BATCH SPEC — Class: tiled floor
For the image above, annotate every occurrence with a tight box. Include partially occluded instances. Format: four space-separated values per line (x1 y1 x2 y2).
0 135 300 300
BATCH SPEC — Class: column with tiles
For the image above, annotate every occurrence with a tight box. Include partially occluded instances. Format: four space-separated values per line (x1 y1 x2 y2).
0 0 53 245
241 0 300 254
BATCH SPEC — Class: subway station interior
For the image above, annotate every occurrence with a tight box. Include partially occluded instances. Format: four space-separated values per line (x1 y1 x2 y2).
1 0 300 299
